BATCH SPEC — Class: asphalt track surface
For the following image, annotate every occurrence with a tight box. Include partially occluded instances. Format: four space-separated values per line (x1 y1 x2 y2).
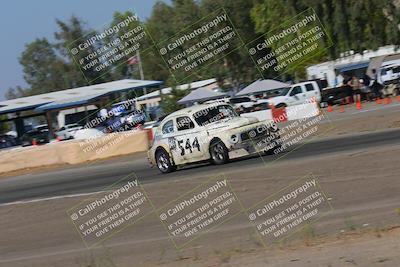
1 127 399 205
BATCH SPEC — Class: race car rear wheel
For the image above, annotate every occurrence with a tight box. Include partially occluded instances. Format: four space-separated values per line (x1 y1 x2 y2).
209 139 229 165
155 149 176 173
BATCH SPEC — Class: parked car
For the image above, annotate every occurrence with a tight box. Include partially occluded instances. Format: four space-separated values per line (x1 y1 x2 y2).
73 128 105 140
123 110 146 128
378 61 400 85
0 134 18 149
320 86 348 106
21 129 50 147
148 103 281 173
251 102 271 111
383 79 400 97
55 123 83 140
34 124 49 132
262 81 321 108
24 124 34 133
229 96 257 113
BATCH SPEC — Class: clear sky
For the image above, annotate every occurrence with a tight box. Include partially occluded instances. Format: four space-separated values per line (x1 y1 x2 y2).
0 0 170 100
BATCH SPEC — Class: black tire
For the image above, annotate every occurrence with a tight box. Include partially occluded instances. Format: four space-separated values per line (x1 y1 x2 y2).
155 149 176 173
209 139 229 165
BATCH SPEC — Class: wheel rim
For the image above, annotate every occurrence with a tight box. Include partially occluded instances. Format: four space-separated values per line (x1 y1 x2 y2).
212 144 225 161
157 153 169 171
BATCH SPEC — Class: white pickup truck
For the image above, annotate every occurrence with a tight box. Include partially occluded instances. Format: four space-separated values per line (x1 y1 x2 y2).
258 81 321 108
378 61 400 85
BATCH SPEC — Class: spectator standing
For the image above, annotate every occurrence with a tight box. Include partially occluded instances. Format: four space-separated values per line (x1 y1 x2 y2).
361 73 372 101
349 75 362 104
370 69 383 99
342 73 353 104
371 68 378 81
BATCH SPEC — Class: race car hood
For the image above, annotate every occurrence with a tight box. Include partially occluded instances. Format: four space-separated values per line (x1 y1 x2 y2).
204 116 259 131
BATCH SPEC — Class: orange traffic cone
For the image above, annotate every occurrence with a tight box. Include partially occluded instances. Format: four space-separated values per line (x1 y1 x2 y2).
327 104 333 112
376 97 382 104
356 101 362 110
397 95 400 102
339 105 345 113
384 97 391 105
56 136 61 142
32 139 38 146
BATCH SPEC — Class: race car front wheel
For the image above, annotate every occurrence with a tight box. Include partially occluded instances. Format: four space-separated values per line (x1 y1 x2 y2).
209 140 229 165
155 149 176 173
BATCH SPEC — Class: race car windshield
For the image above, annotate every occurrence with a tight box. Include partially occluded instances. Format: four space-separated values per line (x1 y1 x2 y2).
194 105 238 126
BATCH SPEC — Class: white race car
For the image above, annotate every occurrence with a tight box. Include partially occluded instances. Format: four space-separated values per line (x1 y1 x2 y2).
148 103 281 173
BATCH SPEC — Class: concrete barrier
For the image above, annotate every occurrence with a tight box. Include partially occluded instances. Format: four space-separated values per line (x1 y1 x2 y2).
241 102 320 122
0 130 149 174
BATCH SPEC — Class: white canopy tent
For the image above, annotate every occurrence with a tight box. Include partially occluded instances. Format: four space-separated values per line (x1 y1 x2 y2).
0 79 162 115
178 87 226 106
136 78 217 101
236 79 290 96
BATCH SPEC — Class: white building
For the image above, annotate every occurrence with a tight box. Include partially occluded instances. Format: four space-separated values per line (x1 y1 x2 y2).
306 45 400 87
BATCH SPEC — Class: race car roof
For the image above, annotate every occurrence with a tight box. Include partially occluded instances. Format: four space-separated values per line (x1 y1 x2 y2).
0 79 162 115
163 102 228 120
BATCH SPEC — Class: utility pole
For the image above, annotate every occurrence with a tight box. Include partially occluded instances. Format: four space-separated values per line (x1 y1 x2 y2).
137 50 146 95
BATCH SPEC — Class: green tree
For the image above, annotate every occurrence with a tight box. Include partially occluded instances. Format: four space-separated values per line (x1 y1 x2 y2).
5 86 26 100
105 10 160 86
54 16 107 85
161 86 191 114
0 115 11 133
171 0 201 31
18 38 67 95
251 0 400 79
8 15 122 100
144 0 202 84
6 16 99 98
200 0 261 90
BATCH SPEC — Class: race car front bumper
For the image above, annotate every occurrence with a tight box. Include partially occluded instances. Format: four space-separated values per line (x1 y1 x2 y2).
228 131 282 159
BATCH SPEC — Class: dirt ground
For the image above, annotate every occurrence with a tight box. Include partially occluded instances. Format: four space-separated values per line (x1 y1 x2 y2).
1 139 399 267
319 101 400 137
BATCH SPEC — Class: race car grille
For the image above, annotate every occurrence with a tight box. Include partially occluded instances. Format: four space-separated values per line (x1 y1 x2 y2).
240 126 269 141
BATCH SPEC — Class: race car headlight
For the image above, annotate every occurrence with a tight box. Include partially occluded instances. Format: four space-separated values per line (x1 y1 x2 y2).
230 134 239 144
